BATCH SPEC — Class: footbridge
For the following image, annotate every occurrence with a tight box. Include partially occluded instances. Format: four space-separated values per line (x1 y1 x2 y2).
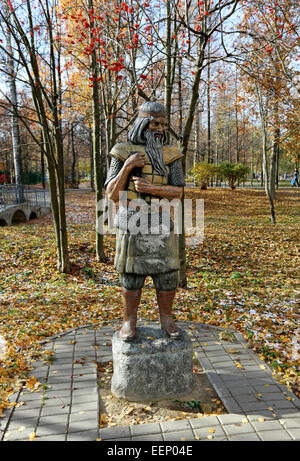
0 185 51 226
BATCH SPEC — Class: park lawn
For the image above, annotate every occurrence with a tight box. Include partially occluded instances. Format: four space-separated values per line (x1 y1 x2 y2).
0 187 299 413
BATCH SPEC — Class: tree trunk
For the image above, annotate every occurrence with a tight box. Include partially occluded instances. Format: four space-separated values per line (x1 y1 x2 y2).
256 82 276 224
269 105 280 199
47 1 70 273
56 145 70 272
89 126 95 191
269 145 276 199
275 135 280 189
194 101 200 167
164 0 172 144
207 40 211 165
70 122 79 188
3 1 23 196
45 150 62 268
235 64 239 162
40 132 45 188
179 38 206 287
178 57 183 137
89 0 105 262
262 126 276 224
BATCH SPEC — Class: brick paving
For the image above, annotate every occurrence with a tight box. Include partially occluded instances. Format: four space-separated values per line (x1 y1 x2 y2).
1 321 299 442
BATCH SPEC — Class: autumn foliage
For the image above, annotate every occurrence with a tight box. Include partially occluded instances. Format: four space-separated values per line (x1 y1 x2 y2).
0 188 299 414
0 0 299 416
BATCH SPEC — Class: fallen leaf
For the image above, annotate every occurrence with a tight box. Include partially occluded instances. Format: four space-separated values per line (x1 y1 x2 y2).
99 414 108 425
26 376 41 390
29 432 36 441
122 406 135 416
225 348 240 354
219 332 235 342
201 403 213 413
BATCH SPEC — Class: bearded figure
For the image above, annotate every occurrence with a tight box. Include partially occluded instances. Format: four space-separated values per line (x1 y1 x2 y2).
105 101 185 341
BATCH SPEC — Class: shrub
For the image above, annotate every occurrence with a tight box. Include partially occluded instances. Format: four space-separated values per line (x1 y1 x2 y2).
190 162 217 189
217 162 249 189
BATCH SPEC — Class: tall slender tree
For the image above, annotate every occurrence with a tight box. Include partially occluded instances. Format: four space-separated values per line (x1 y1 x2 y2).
2 0 22 192
0 0 71 272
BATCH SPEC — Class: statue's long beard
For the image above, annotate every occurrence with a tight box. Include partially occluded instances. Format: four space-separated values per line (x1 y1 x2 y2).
144 129 168 177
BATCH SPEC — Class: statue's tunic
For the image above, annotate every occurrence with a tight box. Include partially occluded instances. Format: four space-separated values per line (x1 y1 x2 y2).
105 142 185 275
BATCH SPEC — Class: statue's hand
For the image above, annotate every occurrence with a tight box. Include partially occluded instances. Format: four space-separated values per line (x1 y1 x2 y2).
124 153 145 171
132 176 152 194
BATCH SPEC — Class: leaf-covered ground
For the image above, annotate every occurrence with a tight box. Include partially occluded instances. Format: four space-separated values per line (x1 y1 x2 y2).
0 187 299 414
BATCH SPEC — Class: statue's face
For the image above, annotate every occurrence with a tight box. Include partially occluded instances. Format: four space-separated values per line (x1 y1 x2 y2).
148 116 166 138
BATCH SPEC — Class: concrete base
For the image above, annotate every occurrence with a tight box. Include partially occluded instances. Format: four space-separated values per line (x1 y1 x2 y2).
111 325 195 402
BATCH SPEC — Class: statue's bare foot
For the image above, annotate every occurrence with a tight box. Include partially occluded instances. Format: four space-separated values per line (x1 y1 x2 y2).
119 322 136 341
160 321 182 339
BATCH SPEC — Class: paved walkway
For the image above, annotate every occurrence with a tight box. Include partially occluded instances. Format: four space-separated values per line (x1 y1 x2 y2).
1 321 299 442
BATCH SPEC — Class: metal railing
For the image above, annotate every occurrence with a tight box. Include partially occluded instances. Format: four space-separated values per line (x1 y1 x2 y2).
0 184 50 209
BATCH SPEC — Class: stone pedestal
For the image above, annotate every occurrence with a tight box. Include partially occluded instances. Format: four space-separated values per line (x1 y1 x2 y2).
111 325 195 402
